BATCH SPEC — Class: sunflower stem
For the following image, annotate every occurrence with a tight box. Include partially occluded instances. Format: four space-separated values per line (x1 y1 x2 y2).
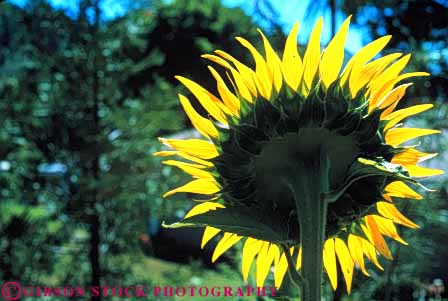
288 149 330 301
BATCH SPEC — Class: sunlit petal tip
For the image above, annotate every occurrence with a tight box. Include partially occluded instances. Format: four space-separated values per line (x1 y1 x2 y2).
320 15 351 88
201 226 221 249
212 233 242 263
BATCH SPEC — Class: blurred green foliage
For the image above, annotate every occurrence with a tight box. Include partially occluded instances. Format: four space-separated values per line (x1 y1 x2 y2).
0 0 261 291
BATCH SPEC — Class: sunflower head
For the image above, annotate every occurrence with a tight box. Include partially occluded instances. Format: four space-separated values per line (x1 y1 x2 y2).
156 16 443 295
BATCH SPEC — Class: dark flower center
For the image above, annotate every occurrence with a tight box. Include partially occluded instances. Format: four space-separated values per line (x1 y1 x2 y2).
213 85 398 241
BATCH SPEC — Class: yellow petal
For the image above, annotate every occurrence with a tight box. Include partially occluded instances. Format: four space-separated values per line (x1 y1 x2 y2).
214 50 258 97
212 232 242 262
162 160 213 179
274 252 289 288
374 83 412 117
256 242 279 287
375 71 430 110
348 234 369 276
207 66 240 116
178 94 219 138
323 238 338 290
176 75 229 125
296 246 302 270
361 238 384 270
153 150 214 167
379 84 413 118
163 178 220 198
241 238 263 281
335 238 355 294
383 104 434 131
392 148 437 165
369 54 411 107
201 226 221 249
364 215 393 260
377 201 419 228
302 18 323 93
227 67 255 103
236 37 272 99
372 215 408 245
383 181 423 200
203 52 255 100
340 35 391 86
350 53 403 98
184 202 225 219
282 22 303 91
258 28 283 93
403 164 444 178
320 16 351 88
394 71 430 84
158 138 219 159
201 53 233 69
385 128 441 147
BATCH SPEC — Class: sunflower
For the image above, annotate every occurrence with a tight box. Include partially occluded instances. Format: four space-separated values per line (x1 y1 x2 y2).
155 16 443 299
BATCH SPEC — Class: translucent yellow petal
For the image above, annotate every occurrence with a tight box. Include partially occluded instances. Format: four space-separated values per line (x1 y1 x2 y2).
214 50 258 97
395 71 430 84
296 246 302 270
236 37 272 99
274 252 289 288
162 160 213 179
207 66 240 116
258 29 283 93
383 181 423 200
184 202 225 219
158 138 219 159
392 148 438 165
383 104 434 131
203 53 255 100
241 238 263 281
178 94 219 138
201 53 233 69
163 178 220 198
372 215 408 245
175 76 229 125
335 238 355 294
201 226 221 249
212 232 242 262
320 16 351 88
369 54 411 105
154 150 214 167
350 53 403 98
385 128 441 147
282 22 303 91
372 72 428 110
302 17 323 93
377 201 419 228
361 238 384 270
341 35 391 86
373 83 412 115
256 243 279 287
403 164 444 177
364 215 393 260
348 234 369 276
228 67 254 103
323 238 338 290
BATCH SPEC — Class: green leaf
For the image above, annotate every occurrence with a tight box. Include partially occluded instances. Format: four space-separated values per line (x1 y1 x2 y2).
162 206 290 243
325 157 417 203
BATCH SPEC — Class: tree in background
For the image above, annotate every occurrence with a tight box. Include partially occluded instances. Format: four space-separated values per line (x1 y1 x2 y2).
0 0 263 298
